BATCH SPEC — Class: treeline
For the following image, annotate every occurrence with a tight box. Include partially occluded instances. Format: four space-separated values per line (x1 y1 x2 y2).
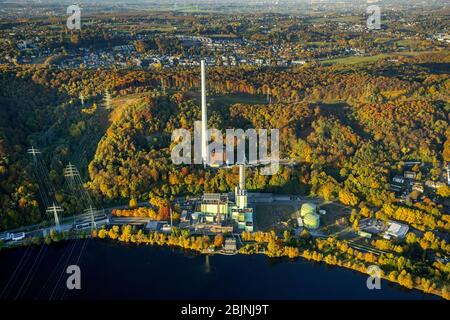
377 204 450 232
50 221 450 300
0 69 65 229
241 231 450 299
9 51 449 108
0 66 116 230
94 225 211 253
112 196 179 222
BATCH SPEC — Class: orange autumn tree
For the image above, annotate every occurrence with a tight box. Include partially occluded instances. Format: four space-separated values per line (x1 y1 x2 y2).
339 189 359 207
214 234 225 248
443 128 450 161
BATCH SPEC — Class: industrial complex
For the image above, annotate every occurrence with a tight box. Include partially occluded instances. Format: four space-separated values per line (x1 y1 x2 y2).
180 60 324 235
190 60 255 233
194 164 254 232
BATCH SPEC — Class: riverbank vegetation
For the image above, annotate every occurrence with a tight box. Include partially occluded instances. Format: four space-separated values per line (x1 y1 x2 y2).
91 225 449 300
0 229 92 250
93 226 212 252
241 230 450 299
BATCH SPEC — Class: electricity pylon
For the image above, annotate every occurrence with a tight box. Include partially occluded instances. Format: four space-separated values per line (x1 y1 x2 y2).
27 146 41 162
46 203 64 231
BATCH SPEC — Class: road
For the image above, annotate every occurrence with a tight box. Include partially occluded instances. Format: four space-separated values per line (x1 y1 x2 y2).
0 201 154 246
3 193 448 260
109 217 152 225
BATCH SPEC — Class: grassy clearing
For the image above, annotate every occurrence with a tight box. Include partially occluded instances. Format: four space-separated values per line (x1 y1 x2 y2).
212 93 268 106
308 15 362 24
321 54 391 66
395 39 428 48
109 92 151 122
321 51 435 66
307 41 332 47
318 203 353 238
320 203 352 226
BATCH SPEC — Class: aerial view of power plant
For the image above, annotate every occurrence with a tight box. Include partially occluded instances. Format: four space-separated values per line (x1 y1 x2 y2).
0 0 448 316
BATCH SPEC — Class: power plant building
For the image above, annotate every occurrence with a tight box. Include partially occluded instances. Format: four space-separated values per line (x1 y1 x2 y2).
199 165 254 232
201 193 230 223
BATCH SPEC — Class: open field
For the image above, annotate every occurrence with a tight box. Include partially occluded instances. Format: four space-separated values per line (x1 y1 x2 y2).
317 202 354 238
308 15 362 24
320 54 392 66
182 91 267 106
395 39 429 48
320 51 433 66
255 203 298 231
109 92 153 122
320 203 352 225
307 41 332 47
110 92 148 108
212 93 268 106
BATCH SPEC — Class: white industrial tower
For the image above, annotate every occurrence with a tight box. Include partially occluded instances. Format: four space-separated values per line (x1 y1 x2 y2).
239 164 245 190
201 60 208 166
447 163 450 186
235 164 248 209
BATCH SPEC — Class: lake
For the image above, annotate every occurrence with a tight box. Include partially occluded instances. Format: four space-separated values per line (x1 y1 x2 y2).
0 239 440 300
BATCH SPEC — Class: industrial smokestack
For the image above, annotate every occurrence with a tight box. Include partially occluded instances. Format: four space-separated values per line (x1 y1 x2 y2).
201 60 208 166
447 164 450 185
239 164 245 191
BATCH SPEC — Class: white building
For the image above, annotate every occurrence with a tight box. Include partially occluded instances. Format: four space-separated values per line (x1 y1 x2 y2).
384 221 409 239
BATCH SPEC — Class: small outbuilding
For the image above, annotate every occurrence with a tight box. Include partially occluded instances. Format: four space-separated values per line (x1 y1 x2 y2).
224 238 237 252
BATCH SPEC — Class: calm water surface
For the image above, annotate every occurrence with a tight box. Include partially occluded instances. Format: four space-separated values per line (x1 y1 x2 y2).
0 239 440 300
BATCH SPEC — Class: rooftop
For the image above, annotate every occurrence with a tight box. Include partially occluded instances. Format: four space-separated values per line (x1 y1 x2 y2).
385 221 409 238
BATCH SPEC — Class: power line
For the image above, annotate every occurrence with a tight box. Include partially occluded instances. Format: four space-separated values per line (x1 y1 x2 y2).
14 244 47 300
84 206 97 230
64 162 95 209
35 240 76 300
0 246 34 299
27 146 41 159
28 147 60 217
49 240 80 301
28 147 50 208
60 238 89 300
18 244 49 300
46 204 64 231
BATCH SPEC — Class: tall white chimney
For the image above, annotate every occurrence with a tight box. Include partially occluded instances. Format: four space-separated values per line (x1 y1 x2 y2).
236 164 247 209
239 164 245 190
201 60 208 165
447 164 450 186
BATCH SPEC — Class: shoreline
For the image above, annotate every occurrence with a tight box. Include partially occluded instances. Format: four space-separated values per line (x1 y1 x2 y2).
2 229 445 300
93 230 449 300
